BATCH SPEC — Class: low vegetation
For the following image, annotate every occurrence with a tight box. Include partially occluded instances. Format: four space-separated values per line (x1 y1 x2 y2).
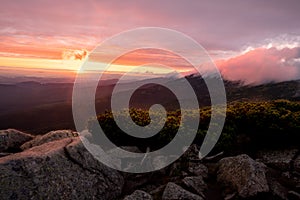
88 100 300 153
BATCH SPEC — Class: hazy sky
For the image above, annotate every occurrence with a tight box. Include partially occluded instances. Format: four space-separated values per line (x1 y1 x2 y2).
0 0 300 83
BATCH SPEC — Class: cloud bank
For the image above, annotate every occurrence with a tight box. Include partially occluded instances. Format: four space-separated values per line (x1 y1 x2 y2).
217 47 300 84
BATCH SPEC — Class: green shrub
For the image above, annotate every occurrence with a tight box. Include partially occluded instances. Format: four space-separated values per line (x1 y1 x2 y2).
87 100 300 152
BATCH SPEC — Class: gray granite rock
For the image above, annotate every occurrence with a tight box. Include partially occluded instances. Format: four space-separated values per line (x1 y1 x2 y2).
0 129 34 152
0 137 124 200
294 154 300 173
20 129 78 150
217 154 269 199
124 190 152 200
182 176 207 198
182 144 200 160
188 162 208 178
0 152 12 158
256 149 298 171
162 182 203 200
268 179 288 200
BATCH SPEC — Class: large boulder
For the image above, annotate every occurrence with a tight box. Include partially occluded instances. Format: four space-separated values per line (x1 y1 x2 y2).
0 129 34 152
162 182 203 200
217 154 269 199
256 149 298 171
21 130 78 150
0 137 124 200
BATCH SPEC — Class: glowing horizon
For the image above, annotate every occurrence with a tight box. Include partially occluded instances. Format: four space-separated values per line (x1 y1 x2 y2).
1 1 300 84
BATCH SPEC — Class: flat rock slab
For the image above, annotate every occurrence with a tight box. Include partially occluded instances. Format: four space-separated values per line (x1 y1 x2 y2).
0 137 124 200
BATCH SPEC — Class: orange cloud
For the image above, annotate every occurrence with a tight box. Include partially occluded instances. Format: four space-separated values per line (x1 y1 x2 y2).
89 48 194 74
62 49 88 60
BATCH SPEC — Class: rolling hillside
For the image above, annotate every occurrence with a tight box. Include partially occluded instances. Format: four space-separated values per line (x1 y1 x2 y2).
0 76 299 134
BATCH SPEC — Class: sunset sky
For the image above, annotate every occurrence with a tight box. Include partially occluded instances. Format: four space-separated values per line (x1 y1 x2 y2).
1 0 300 84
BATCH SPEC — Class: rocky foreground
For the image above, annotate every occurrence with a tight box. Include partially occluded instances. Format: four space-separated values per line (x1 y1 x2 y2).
0 129 299 200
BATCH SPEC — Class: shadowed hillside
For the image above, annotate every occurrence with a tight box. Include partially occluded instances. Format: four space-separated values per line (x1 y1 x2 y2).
0 76 299 134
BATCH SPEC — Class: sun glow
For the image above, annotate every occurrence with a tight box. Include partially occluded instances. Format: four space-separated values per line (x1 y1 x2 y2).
0 56 188 78
0 56 83 71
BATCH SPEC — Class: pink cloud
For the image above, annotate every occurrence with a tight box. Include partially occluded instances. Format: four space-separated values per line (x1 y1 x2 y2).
217 47 300 84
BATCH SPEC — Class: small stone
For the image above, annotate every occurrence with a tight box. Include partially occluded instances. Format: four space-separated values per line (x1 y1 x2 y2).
162 182 203 200
182 144 201 160
256 149 298 171
124 190 152 200
224 193 236 200
188 162 208 178
294 155 300 173
182 176 207 198
269 179 288 200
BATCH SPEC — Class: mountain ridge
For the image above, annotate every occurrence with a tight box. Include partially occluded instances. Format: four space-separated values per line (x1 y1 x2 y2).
0 76 299 134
